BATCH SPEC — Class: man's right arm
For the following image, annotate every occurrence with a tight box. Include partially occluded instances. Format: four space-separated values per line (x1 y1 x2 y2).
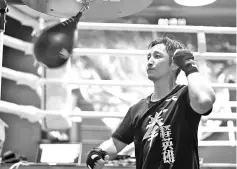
98 137 128 160
86 107 134 169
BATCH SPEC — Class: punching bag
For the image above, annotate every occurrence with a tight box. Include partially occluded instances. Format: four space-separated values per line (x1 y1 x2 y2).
33 12 83 68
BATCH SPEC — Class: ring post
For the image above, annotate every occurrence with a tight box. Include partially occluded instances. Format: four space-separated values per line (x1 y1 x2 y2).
0 0 8 100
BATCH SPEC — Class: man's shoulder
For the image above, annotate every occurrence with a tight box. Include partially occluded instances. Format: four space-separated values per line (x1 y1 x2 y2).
172 84 188 97
131 97 148 108
175 84 187 91
129 97 149 113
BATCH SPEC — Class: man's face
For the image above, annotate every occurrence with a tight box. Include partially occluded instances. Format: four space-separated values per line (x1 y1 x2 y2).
146 43 171 81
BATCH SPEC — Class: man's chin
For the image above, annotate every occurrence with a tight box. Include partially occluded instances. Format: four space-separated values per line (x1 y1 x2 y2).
147 74 163 82
147 75 156 81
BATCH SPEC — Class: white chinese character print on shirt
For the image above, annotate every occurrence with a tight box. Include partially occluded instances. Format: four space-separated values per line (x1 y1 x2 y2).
165 96 178 102
143 95 177 164
143 109 167 146
160 125 175 164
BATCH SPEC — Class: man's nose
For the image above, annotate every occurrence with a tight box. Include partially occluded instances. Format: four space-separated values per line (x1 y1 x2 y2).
147 57 154 67
147 62 153 68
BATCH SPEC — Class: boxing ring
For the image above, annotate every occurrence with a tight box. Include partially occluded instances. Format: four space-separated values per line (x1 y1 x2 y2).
0 4 236 169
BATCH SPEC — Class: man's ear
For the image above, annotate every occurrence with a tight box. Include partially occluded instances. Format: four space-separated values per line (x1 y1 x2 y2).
171 61 179 72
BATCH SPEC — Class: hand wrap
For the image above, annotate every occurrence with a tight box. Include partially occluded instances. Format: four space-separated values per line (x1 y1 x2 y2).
86 148 108 169
173 49 199 76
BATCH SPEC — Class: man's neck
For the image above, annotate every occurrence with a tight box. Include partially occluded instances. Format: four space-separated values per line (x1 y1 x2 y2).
151 75 176 102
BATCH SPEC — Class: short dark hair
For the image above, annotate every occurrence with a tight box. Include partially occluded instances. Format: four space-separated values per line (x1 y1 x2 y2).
148 37 186 78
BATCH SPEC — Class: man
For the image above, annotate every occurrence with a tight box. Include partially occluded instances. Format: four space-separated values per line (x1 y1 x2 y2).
86 37 216 169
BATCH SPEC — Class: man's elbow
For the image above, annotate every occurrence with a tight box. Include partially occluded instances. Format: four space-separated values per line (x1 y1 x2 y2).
198 92 216 112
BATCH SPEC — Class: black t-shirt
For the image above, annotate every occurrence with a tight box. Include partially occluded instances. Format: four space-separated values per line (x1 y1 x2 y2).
112 85 211 169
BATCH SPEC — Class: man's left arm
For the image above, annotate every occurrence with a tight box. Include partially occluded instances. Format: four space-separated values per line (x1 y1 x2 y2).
187 72 216 114
173 49 216 115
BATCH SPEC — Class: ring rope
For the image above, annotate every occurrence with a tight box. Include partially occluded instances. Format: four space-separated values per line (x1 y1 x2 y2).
2 68 237 90
76 22 236 34
72 48 237 60
0 100 236 147
38 79 236 90
201 163 237 167
198 141 237 146
69 110 237 120
1 99 236 121
7 161 237 168
3 35 237 60
2 67 236 91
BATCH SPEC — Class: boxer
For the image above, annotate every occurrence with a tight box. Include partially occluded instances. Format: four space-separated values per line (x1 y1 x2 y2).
86 37 215 169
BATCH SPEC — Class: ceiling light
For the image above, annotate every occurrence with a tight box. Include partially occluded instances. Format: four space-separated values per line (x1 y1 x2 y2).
174 0 216 6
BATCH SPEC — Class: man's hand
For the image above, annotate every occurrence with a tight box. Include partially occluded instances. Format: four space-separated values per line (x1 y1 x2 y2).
173 49 199 76
86 148 110 169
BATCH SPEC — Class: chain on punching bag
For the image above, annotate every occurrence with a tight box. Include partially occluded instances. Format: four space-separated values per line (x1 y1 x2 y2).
33 3 89 68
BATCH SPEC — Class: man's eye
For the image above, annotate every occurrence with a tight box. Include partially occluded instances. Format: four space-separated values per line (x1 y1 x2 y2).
147 56 151 60
155 54 161 58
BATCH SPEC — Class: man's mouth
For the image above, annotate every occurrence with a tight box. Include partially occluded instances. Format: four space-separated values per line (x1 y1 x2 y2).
147 68 154 71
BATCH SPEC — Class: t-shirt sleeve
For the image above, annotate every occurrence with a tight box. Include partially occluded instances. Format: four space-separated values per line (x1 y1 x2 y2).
184 87 213 116
112 108 134 145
